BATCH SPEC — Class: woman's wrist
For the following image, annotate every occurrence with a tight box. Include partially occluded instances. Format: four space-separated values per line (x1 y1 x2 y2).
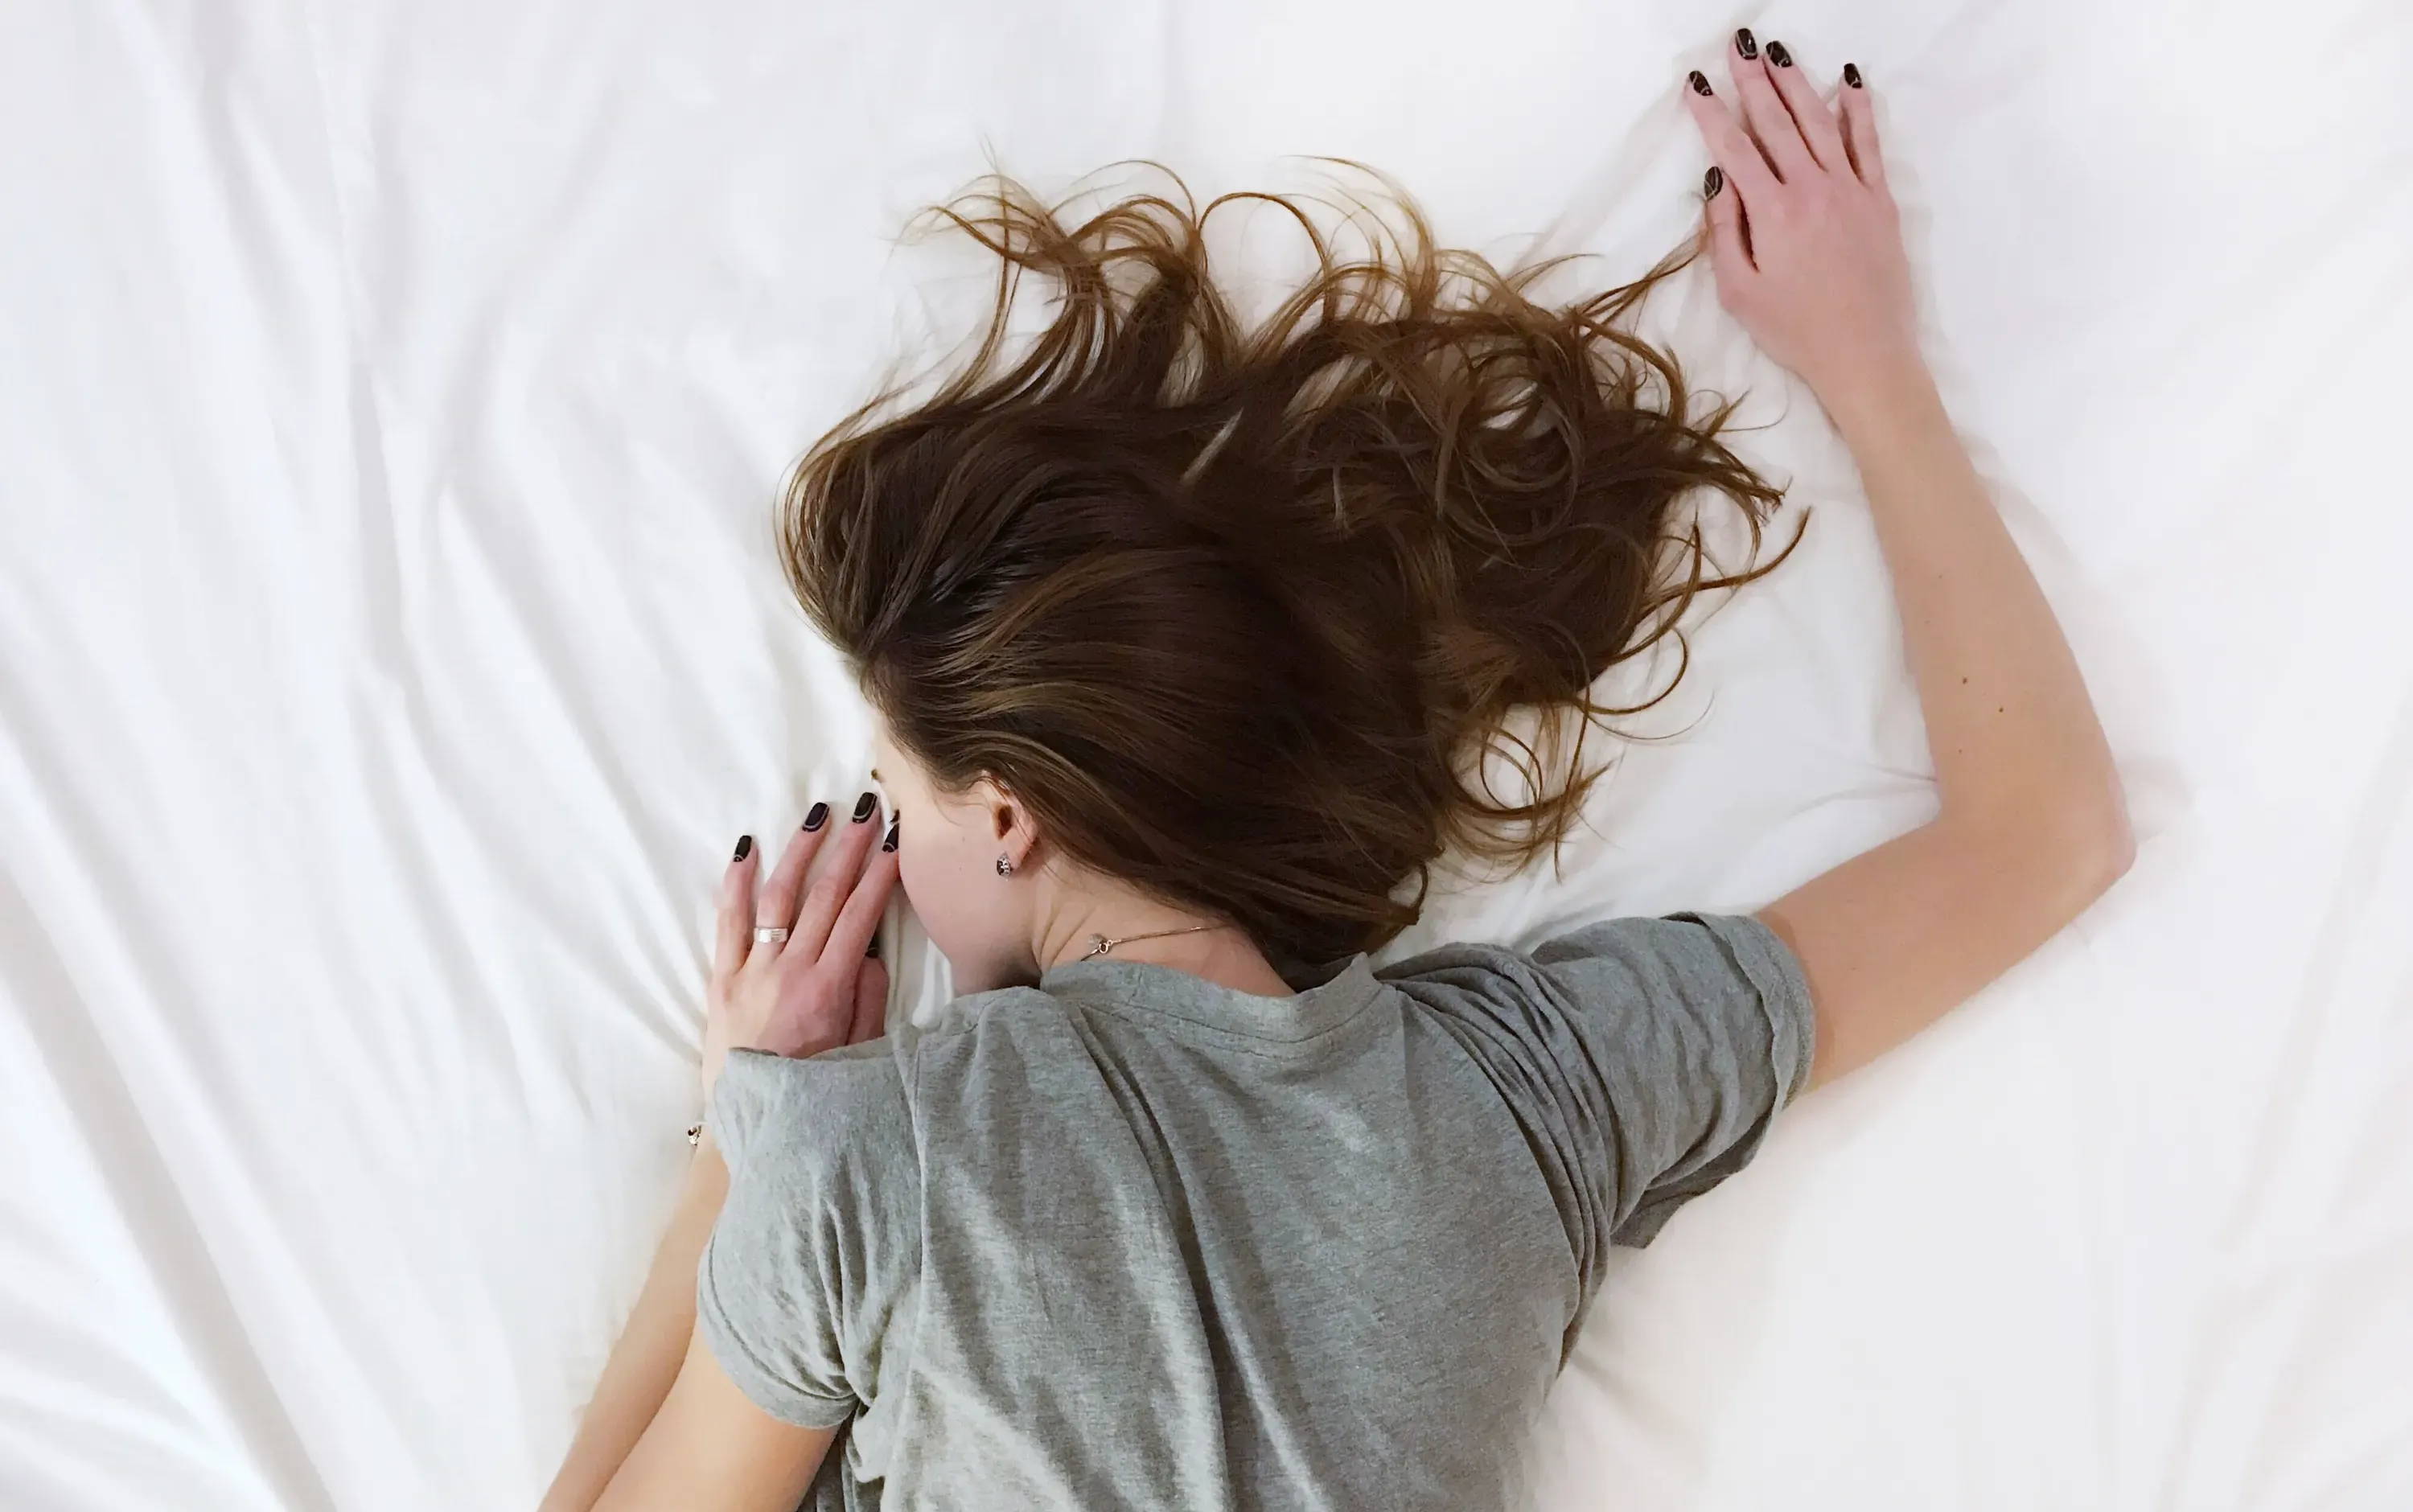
1813 351 1944 450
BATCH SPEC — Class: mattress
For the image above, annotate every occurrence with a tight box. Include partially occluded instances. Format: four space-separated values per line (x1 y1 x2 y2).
2 2 2408 1507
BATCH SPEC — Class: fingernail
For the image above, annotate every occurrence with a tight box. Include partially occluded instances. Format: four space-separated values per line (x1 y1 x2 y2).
1766 39 1793 68
1733 27 1757 60
733 834 753 861
1687 69 1712 97
1704 165 1724 199
852 791 878 823
1844 61 1863 88
803 801 828 832
881 819 899 853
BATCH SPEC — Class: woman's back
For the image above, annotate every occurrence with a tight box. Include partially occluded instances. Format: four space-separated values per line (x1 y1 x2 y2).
700 911 1813 1510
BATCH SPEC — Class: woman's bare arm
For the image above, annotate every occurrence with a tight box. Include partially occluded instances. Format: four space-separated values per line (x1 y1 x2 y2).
543 1136 837 1512
542 811 897 1508
538 1138 750 1512
1766 360 2131 1092
1686 36 2132 1091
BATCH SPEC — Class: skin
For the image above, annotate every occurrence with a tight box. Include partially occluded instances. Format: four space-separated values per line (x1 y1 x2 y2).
545 34 2132 1510
869 729 1297 1000
1682 44 2132 1091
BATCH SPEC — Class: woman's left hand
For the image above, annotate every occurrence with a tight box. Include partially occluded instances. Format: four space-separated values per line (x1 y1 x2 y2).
1682 34 1918 412
701 796 898 1106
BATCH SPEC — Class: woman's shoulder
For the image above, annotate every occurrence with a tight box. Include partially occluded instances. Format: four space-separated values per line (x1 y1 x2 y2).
707 1037 919 1181
1382 910 1791 977
1374 911 1809 1033
705 986 1083 1174
907 982 1102 1057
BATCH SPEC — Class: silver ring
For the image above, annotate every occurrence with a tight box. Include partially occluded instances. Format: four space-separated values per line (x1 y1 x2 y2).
752 926 790 945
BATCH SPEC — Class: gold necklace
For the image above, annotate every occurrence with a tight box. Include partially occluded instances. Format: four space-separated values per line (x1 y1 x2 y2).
1079 922 1230 961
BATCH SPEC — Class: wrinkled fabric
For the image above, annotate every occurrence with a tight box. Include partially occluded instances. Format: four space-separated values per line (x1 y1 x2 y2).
4 2 2410 1508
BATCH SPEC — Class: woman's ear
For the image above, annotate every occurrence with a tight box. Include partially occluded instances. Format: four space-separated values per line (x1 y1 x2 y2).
972 776 1040 872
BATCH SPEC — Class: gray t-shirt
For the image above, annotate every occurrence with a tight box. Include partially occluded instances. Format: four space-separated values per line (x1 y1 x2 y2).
697 910 1815 1511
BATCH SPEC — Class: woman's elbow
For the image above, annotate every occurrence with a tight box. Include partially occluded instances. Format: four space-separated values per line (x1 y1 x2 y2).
1964 786 2136 910
2053 788 2137 902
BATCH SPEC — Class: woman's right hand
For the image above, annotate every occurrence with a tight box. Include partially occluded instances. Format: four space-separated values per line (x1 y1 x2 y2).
1682 34 1921 412
701 795 897 1108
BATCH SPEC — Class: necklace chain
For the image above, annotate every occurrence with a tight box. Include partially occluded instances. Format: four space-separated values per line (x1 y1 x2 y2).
1080 922 1229 961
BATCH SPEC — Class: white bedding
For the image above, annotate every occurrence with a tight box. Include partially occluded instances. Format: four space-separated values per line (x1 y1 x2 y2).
5 2 2409 1508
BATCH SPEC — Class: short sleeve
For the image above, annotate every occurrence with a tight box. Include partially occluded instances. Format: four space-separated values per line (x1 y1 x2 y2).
1532 911 1815 1248
695 1042 922 1430
1388 910 1816 1300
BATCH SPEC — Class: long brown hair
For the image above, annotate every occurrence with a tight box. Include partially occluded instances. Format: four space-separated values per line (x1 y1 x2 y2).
780 165 1803 968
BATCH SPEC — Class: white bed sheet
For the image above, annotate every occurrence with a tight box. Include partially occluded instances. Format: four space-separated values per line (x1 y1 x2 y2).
4 2 2409 1508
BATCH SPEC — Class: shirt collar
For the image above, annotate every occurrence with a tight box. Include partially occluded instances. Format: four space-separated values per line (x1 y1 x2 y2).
1036 951 1383 1046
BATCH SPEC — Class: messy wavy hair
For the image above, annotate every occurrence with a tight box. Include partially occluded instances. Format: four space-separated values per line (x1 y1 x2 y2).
781 165 1803 968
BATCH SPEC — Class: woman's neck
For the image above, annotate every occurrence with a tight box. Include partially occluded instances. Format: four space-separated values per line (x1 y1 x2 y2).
1033 888 1294 999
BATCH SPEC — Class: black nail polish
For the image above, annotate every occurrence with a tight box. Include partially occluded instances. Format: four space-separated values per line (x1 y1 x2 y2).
1733 27 1757 60
733 834 753 861
1766 39 1793 68
803 801 828 832
852 791 878 823
1704 165 1724 199
1687 69 1712 97
881 819 899 853
1844 61 1863 89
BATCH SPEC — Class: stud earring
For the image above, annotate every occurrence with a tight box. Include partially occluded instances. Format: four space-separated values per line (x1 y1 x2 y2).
995 854 1015 877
